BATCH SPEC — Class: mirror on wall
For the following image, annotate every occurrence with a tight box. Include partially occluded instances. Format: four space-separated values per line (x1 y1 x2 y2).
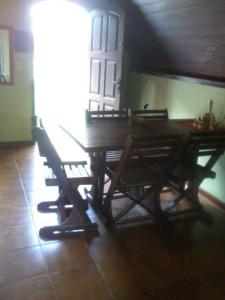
0 26 13 84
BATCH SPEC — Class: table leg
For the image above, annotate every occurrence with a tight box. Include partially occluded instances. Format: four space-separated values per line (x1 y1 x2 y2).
89 150 106 208
95 151 106 207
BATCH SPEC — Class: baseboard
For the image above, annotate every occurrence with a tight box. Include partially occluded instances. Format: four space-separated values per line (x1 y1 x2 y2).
0 141 34 147
199 188 225 211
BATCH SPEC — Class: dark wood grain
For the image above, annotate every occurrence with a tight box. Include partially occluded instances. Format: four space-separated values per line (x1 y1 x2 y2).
143 1 225 21
62 119 190 152
125 0 225 82
143 71 225 88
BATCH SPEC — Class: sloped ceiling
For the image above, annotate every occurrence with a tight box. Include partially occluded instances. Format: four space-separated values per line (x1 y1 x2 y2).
125 0 225 81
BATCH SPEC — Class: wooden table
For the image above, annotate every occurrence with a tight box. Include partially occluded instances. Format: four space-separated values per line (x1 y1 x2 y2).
61 119 191 207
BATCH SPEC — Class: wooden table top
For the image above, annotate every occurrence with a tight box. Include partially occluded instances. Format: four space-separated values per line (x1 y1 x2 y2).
62 119 191 152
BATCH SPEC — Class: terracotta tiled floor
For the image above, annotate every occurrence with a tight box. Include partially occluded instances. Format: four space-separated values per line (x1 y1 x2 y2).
0 145 225 300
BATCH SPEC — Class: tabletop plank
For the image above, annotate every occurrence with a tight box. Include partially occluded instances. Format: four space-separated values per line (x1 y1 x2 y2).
61 119 191 152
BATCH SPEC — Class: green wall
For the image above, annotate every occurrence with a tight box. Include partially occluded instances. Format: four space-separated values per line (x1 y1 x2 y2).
0 0 33 142
127 72 225 202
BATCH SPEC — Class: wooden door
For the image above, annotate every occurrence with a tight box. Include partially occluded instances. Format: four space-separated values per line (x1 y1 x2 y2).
89 5 124 111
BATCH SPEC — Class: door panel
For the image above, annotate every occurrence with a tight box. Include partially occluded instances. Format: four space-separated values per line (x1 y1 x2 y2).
106 12 119 52
104 60 116 98
89 5 124 111
89 99 100 110
91 15 103 51
90 59 101 94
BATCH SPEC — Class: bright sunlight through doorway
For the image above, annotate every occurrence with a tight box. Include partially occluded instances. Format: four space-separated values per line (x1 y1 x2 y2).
31 0 89 127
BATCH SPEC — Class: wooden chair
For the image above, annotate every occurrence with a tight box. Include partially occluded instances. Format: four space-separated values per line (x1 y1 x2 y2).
88 108 128 169
89 108 128 121
133 108 169 120
102 133 183 226
167 131 225 219
32 126 98 238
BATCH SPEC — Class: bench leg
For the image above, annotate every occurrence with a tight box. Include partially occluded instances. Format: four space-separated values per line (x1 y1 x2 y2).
39 206 98 239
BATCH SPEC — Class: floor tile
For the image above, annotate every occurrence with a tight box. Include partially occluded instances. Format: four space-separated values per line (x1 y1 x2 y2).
19 165 46 181
0 162 17 173
0 206 32 226
0 179 23 194
116 287 171 300
51 266 113 300
0 275 55 300
164 277 225 300
21 178 46 192
0 224 39 252
87 235 130 265
0 246 47 284
98 258 159 298
25 188 59 206
0 192 27 207
88 233 159 296
177 246 225 279
122 224 176 252
0 172 19 180
41 240 93 273
136 247 193 285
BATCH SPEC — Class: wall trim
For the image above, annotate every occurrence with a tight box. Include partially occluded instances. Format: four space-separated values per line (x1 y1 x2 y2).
0 141 34 147
142 70 225 89
199 189 225 211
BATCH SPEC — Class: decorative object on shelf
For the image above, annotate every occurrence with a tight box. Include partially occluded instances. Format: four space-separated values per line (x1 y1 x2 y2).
193 116 204 130
202 99 216 130
193 99 217 130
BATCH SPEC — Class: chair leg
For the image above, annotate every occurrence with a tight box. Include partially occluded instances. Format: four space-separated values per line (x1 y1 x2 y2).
186 181 202 209
157 179 208 222
103 185 165 226
101 187 114 226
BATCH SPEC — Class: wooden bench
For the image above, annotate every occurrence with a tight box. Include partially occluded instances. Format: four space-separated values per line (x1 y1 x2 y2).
32 126 98 238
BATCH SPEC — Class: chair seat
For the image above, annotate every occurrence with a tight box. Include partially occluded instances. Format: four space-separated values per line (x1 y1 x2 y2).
45 163 96 186
120 166 165 189
106 163 165 190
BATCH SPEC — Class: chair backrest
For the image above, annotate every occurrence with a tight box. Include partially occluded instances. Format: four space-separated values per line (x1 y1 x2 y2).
105 133 184 208
133 109 169 120
32 115 44 128
113 133 183 178
32 126 87 214
89 108 128 120
185 131 225 168
33 124 55 159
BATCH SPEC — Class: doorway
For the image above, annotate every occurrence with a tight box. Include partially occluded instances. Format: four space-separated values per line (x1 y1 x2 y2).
31 0 89 127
